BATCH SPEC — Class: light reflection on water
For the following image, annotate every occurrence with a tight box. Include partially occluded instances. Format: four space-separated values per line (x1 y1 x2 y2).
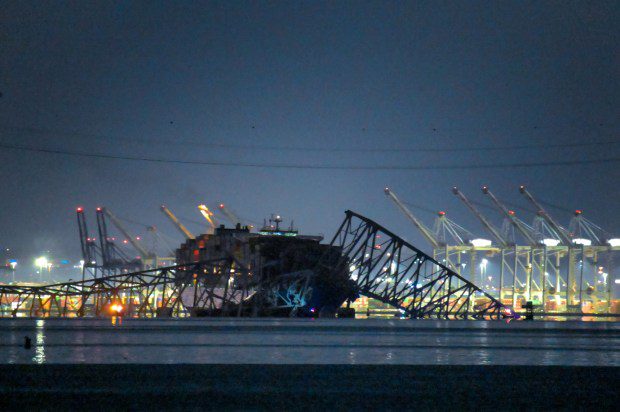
0 318 617 366
33 319 46 364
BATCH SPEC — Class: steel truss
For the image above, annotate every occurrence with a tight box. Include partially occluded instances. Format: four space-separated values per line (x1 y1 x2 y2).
325 211 510 319
0 259 254 318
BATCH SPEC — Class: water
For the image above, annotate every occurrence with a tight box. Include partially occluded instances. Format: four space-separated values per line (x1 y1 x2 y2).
1 318 618 366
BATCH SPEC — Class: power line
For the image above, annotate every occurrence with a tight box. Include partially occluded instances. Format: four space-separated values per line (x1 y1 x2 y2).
1 142 620 170
2 125 620 153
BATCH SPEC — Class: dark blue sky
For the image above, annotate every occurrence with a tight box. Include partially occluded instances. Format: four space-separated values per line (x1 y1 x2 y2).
1 1 619 279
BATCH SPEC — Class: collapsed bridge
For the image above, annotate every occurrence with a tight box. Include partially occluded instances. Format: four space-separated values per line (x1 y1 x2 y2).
0 211 510 320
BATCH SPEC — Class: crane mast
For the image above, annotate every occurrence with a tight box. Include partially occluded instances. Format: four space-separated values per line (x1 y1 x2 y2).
384 187 440 248
481 186 538 245
160 205 195 240
103 207 151 259
76 207 98 268
452 187 508 247
519 186 571 245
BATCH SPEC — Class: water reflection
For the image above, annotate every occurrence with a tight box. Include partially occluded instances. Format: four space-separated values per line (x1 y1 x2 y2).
32 319 46 364
0 318 615 365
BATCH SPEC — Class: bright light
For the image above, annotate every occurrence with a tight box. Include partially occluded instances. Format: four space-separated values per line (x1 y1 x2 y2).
572 238 592 246
110 304 123 314
615 279 620 285
607 238 620 247
470 238 492 247
9 261 17 270
34 257 48 269
541 238 560 247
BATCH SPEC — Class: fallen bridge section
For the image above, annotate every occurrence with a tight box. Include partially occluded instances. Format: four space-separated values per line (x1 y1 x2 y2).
325 211 512 319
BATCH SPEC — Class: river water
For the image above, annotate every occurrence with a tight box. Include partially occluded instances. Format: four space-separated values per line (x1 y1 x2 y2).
1 318 618 366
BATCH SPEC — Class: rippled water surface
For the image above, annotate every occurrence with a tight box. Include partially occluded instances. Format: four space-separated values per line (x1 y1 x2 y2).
1 318 618 365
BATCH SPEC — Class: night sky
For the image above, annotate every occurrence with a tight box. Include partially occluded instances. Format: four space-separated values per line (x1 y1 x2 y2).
1 1 619 280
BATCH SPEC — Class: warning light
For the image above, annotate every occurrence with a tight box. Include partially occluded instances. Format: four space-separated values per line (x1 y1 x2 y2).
508 210 515 216
438 211 446 216
96 207 102 212
109 303 123 315
136 237 141 240
76 207 83 212
219 203 225 208
123 240 128 244
575 210 582 215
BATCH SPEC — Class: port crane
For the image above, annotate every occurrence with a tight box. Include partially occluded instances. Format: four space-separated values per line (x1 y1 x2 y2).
384 187 440 249
384 187 476 281
103 207 152 260
519 186 571 245
76 207 101 280
160 205 195 240
95 207 142 275
198 204 217 233
452 187 508 248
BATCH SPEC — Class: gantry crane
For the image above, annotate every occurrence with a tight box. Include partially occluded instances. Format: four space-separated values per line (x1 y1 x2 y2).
480 186 558 304
452 187 508 248
76 207 101 280
95 207 142 275
384 187 474 281
519 186 583 307
160 205 195 240
482 186 537 246
519 186 571 245
384 187 440 249
103 207 152 260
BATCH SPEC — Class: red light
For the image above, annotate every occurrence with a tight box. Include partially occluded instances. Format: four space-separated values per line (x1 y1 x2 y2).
438 211 446 216
136 236 141 240
508 210 515 216
219 203 225 208
123 240 128 244
375 245 381 249
96 207 102 212
575 210 582 215
76 207 83 212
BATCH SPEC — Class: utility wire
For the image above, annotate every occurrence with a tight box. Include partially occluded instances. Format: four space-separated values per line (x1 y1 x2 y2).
1 142 619 170
2 125 619 153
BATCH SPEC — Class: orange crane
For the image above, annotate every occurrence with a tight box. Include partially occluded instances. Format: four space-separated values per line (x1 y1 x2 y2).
198 204 217 233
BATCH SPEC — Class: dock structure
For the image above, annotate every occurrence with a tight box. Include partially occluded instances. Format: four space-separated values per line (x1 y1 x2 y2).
385 186 620 316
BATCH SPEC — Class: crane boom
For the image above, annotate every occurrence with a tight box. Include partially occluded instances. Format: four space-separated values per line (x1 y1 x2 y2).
103 207 151 258
481 186 538 245
384 187 439 248
519 186 571 245
198 204 217 228
160 205 195 239
452 187 508 247
218 203 241 226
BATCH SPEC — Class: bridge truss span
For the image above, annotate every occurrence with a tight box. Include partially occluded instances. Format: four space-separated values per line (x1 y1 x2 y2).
0 258 252 318
328 211 511 319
